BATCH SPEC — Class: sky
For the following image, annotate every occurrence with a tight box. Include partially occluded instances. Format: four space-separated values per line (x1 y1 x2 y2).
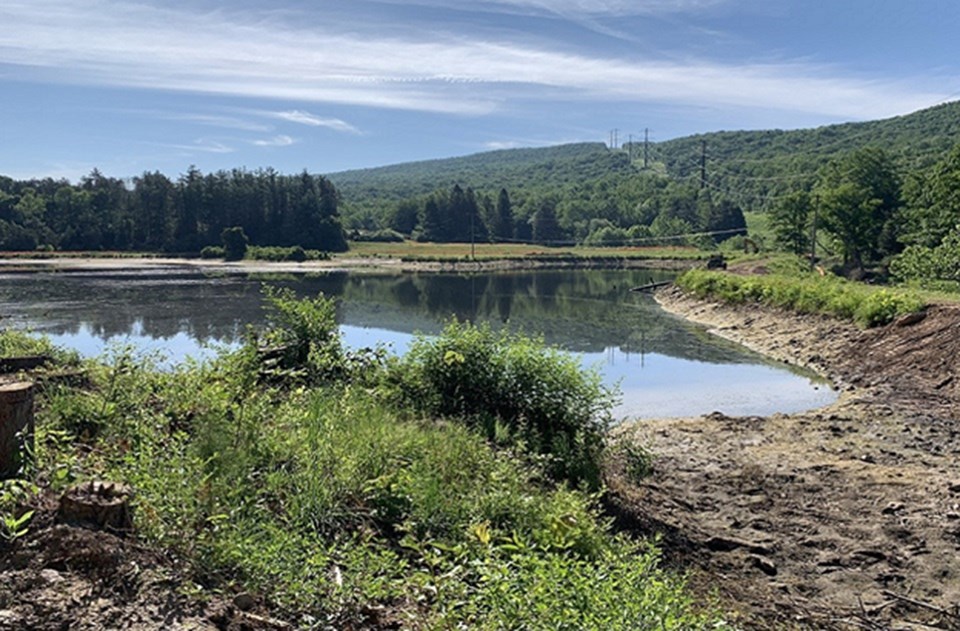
1 0 958 182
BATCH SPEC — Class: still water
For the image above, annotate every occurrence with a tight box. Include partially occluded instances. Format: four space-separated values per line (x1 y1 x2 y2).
0 268 835 419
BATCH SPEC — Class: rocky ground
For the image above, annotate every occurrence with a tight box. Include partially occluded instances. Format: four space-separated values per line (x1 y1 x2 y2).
606 287 960 630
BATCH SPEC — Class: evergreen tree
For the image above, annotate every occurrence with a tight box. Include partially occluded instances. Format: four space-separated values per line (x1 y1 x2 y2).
770 190 812 256
531 200 564 244
492 188 514 241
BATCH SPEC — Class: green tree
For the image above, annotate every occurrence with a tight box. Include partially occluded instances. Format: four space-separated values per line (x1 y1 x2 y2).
419 196 448 242
770 190 812 256
492 188 514 241
531 199 564 245
901 142 960 248
221 226 248 261
814 147 902 275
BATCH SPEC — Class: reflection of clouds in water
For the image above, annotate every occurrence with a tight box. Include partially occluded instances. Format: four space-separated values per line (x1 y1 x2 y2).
0 269 836 417
603 350 834 420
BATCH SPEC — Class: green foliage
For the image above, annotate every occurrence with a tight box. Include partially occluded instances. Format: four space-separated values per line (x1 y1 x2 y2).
901 143 960 247
813 147 902 274
677 268 926 328
220 226 248 261
653 100 960 214
199 245 224 259
245 245 328 262
890 226 960 289
19 310 722 628
770 190 811 256
387 321 615 488
350 228 405 243
0 167 347 254
0 329 74 361
1 480 38 542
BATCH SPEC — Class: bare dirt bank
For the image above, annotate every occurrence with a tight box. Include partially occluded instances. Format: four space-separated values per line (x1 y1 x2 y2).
606 287 960 629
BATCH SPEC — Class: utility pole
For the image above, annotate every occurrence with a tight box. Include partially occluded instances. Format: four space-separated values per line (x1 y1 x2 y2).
809 204 818 270
643 128 649 169
613 128 619 149
699 140 707 189
628 134 633 161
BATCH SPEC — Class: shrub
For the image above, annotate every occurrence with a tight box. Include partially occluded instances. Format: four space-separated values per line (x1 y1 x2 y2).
200 245 224 259
388 321 616 488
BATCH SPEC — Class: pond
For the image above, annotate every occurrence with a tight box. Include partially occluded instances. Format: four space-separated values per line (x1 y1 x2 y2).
0 267 835 420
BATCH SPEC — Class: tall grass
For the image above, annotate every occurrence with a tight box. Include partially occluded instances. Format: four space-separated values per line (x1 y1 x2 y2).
677 267 926 327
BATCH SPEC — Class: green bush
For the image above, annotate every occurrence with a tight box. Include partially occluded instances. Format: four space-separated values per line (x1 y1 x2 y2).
246 245 330 262
387 321 615 488
199 245 224 259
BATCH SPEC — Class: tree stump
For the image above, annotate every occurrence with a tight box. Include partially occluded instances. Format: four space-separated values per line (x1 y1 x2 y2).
58 481 134 532
0 381 35 479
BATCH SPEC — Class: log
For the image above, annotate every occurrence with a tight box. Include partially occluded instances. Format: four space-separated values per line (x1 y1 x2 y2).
0 355 51 374
0 382 35 479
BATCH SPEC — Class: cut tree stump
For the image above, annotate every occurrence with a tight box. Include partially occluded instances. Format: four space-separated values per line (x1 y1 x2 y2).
58 481 134 532
0 381 35 479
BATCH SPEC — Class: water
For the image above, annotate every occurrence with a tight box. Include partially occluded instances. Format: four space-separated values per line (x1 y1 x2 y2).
0 268 835 419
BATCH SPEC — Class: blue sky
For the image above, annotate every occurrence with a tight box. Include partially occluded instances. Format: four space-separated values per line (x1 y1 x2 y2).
1 0 957 181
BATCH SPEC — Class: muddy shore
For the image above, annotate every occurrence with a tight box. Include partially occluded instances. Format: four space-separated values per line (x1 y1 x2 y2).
607 287 960 630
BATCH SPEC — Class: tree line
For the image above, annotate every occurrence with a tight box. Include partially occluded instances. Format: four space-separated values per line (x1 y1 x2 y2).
376 177 747 247
0 167 347 253
768 142 960 281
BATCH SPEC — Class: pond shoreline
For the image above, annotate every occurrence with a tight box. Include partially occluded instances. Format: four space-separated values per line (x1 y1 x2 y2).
607 286 960 628
0 254 699 275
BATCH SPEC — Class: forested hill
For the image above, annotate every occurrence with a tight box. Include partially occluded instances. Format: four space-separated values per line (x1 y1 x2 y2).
641 100 960 211
330 142 631 209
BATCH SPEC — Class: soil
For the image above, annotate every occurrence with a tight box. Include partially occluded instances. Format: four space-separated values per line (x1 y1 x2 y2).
606 286 960 630
0 494 294 631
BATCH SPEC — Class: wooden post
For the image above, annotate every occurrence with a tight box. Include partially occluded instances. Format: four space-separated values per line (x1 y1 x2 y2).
0 382 35 479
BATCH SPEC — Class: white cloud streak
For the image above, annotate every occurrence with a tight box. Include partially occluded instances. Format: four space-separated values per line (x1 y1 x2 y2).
0 0 948 121
252 134 296 147
262 110 362 134
388 0 728 17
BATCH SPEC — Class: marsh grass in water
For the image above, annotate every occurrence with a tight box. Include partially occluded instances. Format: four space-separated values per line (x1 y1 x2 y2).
11 289 730 629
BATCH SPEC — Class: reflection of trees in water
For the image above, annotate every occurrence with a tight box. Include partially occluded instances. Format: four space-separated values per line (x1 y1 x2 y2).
0 269 759 364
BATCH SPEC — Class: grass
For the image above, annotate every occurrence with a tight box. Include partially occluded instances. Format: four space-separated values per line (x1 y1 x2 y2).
677 265 927 327
7 291 730 629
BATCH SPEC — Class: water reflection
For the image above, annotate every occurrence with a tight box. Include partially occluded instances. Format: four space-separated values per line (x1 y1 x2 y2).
0 268 835 418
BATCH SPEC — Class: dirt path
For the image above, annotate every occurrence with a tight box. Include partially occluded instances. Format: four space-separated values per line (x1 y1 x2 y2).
606 287 960 629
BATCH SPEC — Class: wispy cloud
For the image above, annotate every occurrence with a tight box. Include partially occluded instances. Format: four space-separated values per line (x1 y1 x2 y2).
167 113 272 132
252 134 296 147
389 0 728 17
262 110 362 134
0 0 948 121
160 138 235 154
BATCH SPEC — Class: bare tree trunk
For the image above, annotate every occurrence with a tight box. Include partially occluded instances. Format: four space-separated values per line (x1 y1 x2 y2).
0 382 35 479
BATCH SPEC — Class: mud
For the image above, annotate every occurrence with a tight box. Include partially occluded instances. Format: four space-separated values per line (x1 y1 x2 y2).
606 287 960 630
